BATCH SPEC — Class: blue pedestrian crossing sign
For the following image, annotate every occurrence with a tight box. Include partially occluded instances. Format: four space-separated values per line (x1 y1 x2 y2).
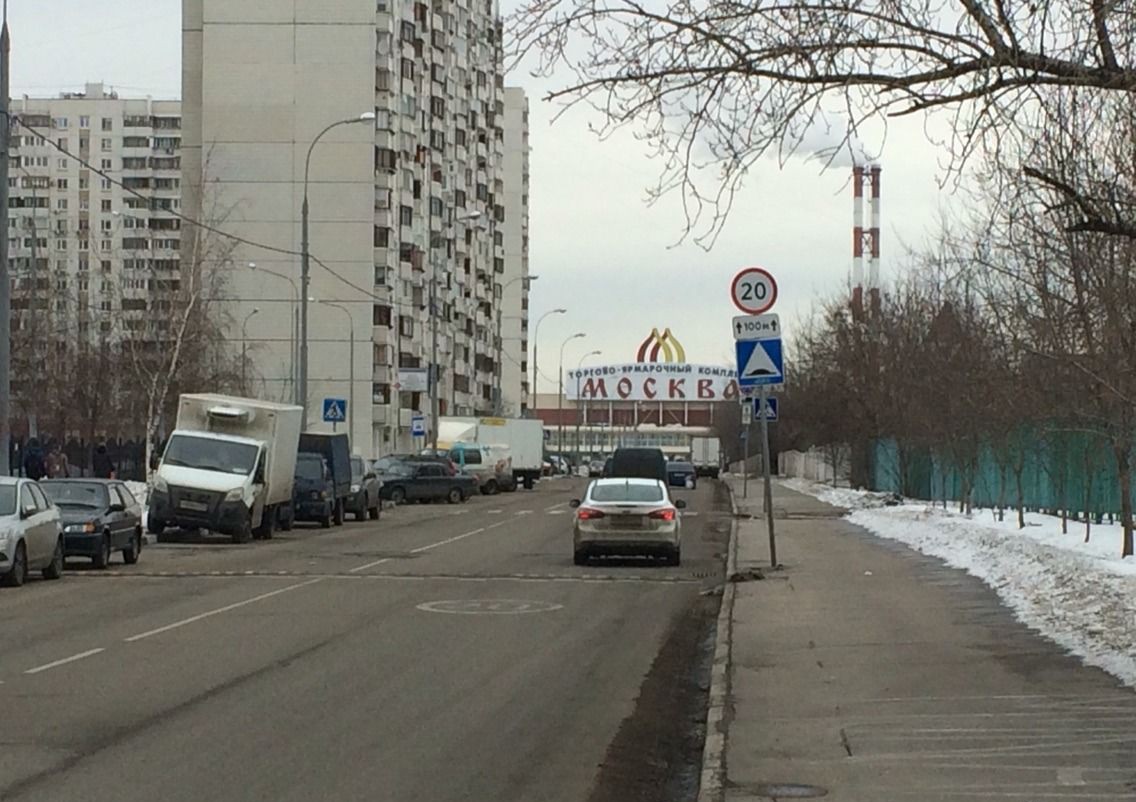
753 396 779 421
322 398 347 423
411 414 426 437
735 338 783 387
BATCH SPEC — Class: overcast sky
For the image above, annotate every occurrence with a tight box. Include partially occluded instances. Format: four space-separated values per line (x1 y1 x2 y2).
10 0 954 391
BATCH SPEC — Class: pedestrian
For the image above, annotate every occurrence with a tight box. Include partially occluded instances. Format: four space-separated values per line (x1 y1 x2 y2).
92 443 116 479
23 438 46 481
45 442 69 478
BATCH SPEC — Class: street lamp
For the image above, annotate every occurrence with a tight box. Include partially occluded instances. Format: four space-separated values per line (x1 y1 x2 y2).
557 332 586 455
247 261 299 404
531 307 567 418
318 299 356 441
494 274 538 416
240 308 260 393
430 209 481 449
575 349 601 461
300 111 376 428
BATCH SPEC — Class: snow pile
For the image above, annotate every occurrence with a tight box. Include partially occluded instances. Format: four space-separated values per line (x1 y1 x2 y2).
784 480 1136 687
125 480 149 524
781 478 896 510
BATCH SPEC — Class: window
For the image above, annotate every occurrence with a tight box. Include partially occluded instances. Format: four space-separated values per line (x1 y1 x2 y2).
455 128 466 148
101 199 112 212
399 315 414 337
100 260 111 272
429 129 445 149
79 116 90 128
101 118 113 131
373 226 391 247
400 58 414 79
101 158 112 170
376 68 392 91
431 63 445 83
375 147 396 170
373 304 392 327
430 96 445 117
454 189 466 208
399 205 413 226
101 178 112 191
53 117 68 129
429 196 443 217
101 138 112 151
101 240 111 251
55 199 67 210
373 383 391 404
57 158 67 169
399 242 414 263
400 20 415 40
100 219 113 231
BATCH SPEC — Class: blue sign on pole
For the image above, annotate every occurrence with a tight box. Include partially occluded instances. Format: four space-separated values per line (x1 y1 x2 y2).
753 396 779 421
735 338 783 388
322 398 347 423
411 415 426 437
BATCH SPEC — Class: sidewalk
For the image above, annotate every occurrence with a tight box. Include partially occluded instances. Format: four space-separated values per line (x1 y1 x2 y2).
718 476 1136 801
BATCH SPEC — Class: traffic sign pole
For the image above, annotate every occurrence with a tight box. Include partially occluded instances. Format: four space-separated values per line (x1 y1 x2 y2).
759 384 777 568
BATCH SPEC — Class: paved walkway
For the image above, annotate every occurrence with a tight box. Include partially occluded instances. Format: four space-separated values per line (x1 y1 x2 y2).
722 476 1136 801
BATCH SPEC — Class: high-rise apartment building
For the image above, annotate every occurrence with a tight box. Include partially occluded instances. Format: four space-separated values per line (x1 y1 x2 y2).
501 87 530 416
183 0 530 456
7 83 182 425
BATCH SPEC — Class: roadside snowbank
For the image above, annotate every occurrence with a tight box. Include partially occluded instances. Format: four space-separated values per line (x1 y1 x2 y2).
782 479 1136 688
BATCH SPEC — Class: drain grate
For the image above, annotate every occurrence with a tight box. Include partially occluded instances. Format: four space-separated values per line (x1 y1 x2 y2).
749 783 828 798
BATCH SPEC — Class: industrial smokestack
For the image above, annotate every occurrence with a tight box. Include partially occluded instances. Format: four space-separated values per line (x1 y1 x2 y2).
869 163 881 316
851 166 864 318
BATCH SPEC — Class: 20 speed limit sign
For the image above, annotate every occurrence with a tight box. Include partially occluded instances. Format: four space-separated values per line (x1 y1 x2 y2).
730 266 778 314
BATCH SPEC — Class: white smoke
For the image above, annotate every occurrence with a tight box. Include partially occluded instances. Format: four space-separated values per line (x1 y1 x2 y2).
785 110 874 168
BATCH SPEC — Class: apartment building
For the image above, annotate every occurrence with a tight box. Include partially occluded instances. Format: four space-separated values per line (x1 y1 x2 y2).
7 82 181 401
183 0 530 456
501 87 530 416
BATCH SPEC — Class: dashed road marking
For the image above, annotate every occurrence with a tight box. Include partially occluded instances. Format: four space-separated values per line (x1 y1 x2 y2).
25 648 106 675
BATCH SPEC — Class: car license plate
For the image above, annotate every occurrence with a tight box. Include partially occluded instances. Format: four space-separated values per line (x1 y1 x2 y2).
180 500 208 512
613 514 644 529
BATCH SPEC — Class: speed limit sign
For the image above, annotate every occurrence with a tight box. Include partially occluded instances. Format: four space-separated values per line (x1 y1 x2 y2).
730 267 778 314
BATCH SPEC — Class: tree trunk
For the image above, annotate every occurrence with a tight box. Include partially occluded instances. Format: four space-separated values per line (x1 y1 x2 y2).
1014 466 1025 530
1114 443 1134 558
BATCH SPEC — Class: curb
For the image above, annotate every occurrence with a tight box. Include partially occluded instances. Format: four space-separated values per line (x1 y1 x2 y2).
698 481 739 802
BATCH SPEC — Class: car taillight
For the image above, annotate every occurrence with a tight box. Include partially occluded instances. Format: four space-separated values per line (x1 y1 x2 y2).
649 508 676 521
576 507 605 520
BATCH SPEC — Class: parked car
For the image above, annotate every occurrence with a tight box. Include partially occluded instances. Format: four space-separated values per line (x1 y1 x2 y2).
609 447 668 483
346 455 383 521
41 479 143 568
666 460 698 490
588 459 606 477
0 477 64 587
379 461 479 505
569 478 685 566
292 453 335 528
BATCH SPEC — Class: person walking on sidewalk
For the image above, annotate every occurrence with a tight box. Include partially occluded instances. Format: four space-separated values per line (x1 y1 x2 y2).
45 442 69 478
23 438 46 481
92 443 116 479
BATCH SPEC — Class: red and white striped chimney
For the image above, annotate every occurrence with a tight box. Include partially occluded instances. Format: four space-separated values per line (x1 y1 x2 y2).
868 163 881 315
851 166 865 317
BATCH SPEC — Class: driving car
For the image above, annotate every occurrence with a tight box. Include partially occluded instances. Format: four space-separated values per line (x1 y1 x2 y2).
41 479 144 568
345 455 383 521
0 477 64 587
379 461 479 504
609 447 668 483
666 460 698 490
588 459 606 477
569 478 686 566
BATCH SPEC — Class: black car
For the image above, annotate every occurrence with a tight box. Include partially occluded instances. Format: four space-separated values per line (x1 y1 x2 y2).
609 447 668 483
346 455 383 521
40 479 143 568
666 460 698 490
292 453 335 528
378 461 479 505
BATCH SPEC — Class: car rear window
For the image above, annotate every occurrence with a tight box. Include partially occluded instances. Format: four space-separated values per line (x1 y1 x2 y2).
668 462 694 471
590 482 665 503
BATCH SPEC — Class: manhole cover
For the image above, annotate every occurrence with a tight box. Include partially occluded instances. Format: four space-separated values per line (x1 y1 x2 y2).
749 783 828 798
416 599 564 615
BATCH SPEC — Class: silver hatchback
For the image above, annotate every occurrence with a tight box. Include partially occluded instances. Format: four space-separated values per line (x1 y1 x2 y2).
570 478 685 566
0 477 65 587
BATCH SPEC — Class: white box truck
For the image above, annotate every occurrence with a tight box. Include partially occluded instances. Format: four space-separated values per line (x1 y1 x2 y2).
437 416 545 490
148 394 303 543
691 436 722 478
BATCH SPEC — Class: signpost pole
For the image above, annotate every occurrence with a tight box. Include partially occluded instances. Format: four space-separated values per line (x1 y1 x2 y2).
759 385 777 568
743 426 749 499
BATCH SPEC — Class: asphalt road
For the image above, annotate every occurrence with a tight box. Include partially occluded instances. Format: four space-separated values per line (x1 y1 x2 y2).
0 477 729 802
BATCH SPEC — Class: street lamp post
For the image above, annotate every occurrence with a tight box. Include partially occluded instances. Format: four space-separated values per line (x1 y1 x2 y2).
494 274 538 416
575 349 601 462
319 299 356 440
531 308 567 419
300 111 374 428
247 262 299 404
430 210 481 449
240 307 260 393
557 332 586 456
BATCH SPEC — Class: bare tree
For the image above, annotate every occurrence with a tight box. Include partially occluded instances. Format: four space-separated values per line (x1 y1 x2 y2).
508 0 1136 243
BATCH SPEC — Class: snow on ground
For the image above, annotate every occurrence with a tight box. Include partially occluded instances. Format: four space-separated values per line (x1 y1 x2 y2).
782 478 1136 688
781 477 897 510
124 480 149 524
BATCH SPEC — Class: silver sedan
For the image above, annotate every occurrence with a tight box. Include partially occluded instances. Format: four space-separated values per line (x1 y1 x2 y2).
570 478 685 566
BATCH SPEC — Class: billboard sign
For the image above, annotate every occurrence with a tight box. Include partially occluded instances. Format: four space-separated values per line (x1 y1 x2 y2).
566 364 738 402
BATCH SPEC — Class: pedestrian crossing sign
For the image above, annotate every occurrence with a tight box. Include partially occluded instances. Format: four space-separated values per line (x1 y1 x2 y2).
735 338 783 387
322 398 347 423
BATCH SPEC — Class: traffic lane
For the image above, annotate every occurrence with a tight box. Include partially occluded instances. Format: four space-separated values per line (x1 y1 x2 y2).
2 545 701 800
358 480 729 587
0 483 574 679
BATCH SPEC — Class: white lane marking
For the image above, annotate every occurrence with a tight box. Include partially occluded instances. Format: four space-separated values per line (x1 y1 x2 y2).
516 510 533 516
348 557 391 574
124 578 323 643
1057 768 1086 786
548 510 568 515
544 501 568 511
410 527 485 554
486 509 503 514
25 648 106 675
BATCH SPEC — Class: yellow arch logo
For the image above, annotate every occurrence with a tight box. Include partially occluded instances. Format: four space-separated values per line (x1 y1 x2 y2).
636 328 686 363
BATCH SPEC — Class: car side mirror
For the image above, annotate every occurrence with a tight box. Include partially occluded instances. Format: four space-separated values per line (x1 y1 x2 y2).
365 472 376 481
20 506 34 519
569 499 581 508
108 503 125 513
675 499 688 509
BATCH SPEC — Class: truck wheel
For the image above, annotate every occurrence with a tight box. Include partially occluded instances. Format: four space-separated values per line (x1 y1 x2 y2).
333 499 345 526
278 505 295 532
255 506 275 540
147 514 165 537
232 514 252 544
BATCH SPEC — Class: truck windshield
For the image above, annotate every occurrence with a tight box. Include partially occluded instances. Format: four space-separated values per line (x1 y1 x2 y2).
296 456 324 481
163 435 259 476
